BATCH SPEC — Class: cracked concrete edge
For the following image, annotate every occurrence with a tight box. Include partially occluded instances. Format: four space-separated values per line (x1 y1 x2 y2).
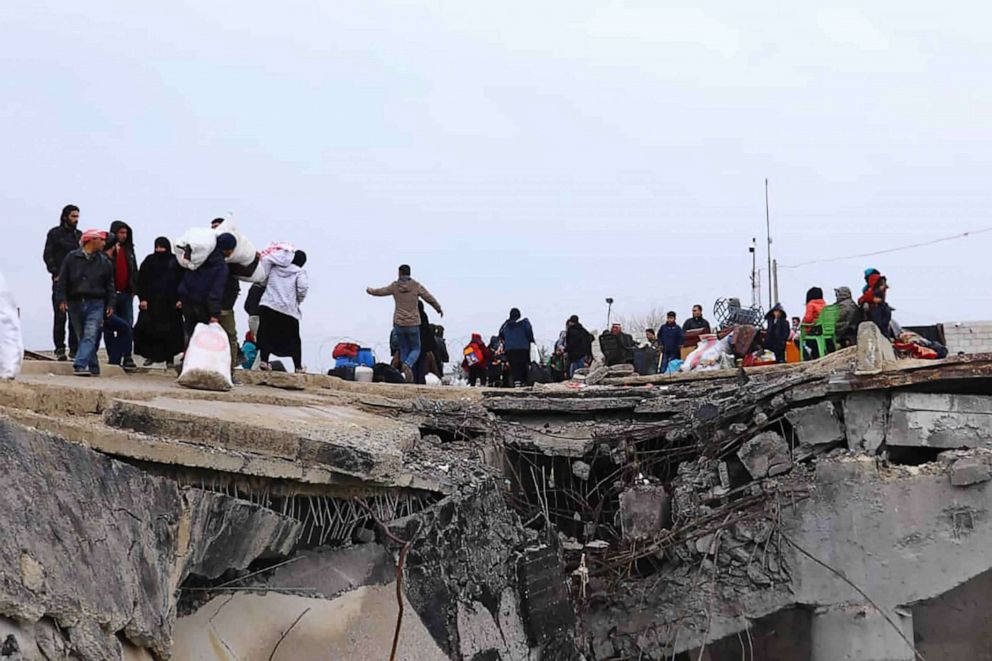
1 408 442 492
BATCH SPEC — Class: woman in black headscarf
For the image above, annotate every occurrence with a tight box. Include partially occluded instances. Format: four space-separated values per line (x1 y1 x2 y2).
134 237 184 365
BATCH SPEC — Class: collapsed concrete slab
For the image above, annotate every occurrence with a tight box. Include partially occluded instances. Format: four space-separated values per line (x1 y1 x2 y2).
785 401 845 448
888 392 992 449
856 321 897 373
619 485 671 539
104 397 416 481
843 391 888 452
737 430 793 478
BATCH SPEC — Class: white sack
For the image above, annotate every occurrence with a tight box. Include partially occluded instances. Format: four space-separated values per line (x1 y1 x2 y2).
177 322 233 391
213 218 258 266
0 269 23 379
174 228 217 271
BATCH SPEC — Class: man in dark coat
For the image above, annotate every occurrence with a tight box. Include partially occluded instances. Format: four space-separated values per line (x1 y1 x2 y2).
658 311 686 372
43 204 82 360
565 315 593 377
599 324 636 366
682 304 712 335
177 233 236 341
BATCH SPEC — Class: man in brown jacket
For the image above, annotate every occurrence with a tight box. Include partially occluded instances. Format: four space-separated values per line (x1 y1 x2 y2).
367 264 443 382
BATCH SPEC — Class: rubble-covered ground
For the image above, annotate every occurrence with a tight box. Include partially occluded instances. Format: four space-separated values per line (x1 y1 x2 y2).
4 324 992 660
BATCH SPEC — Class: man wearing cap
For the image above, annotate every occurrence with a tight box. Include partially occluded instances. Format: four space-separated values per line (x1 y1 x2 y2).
55 229 115 376
178 232 236 361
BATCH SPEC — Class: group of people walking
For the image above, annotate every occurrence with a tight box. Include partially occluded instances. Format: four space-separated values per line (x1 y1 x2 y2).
40 204 901 385
43 205 309 377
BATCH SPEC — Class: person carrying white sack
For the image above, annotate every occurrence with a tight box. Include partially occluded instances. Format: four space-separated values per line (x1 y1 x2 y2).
257 250 308 373
0 268 24 379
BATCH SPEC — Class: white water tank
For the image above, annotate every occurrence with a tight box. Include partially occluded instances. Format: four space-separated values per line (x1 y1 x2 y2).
354 365 374 383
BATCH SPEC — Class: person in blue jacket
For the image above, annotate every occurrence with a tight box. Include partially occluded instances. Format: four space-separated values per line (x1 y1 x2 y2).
498 308 535 387
658 311 685 373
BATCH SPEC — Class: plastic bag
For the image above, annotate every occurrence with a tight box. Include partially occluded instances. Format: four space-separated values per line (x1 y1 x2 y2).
213 218 258 266
174 228 218 271
177 323 232 391
0 269 23 379
681 335 732 373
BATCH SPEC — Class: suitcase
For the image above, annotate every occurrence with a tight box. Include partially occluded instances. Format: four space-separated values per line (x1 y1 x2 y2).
328 365 355 381
373 363 405 384
633 347 659 375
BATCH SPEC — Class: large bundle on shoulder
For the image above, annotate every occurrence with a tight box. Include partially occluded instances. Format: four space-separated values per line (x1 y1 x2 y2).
259 241 296 271
177 323 233 391
214 219 266 284
174 228 217 271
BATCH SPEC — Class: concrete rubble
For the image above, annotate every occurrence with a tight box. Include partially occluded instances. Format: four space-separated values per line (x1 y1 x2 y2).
3 344 992 659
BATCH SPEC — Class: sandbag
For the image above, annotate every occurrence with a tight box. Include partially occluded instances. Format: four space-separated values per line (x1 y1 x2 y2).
212 218 258 266
0 269 23 379
177 323 232 391
174 228 217 271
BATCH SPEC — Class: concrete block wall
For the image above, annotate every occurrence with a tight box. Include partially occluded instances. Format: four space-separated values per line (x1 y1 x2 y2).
941 321 992 354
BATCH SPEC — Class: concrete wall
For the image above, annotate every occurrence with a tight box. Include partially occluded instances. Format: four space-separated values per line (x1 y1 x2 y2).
913 568 992 660
941 320 992 354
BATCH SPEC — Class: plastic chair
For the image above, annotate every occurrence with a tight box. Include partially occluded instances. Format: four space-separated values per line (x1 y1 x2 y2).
799 304 839 361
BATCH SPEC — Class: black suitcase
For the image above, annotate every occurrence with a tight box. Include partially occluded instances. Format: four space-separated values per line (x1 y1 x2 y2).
373 363 405 384
633 347 659 376
527 362 553 386
328 365 356 381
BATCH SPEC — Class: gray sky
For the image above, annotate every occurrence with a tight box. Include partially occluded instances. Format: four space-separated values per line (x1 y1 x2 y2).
3 2 990 370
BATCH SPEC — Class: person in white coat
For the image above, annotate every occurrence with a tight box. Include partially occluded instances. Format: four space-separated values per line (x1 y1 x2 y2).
257 250 308 373
0 268 24 379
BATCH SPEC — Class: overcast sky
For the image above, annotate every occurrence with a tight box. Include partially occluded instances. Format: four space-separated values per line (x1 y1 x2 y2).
3 2 990 370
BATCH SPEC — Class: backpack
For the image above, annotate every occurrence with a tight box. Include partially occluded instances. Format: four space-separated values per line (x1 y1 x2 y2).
332 342 360 359
463 342 484 366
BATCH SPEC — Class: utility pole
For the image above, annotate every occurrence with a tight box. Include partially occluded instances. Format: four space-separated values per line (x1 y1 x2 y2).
749 238 758 307
765 178 773 306
772 258 780 307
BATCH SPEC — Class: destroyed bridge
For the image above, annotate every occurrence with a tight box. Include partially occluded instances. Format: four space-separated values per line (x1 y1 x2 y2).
3 323 992 660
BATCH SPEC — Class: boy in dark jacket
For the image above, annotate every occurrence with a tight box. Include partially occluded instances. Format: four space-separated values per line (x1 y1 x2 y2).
55 229 115 376
178 233 236 342
658 311 685 372
763 304 790 363
43 204 82 360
